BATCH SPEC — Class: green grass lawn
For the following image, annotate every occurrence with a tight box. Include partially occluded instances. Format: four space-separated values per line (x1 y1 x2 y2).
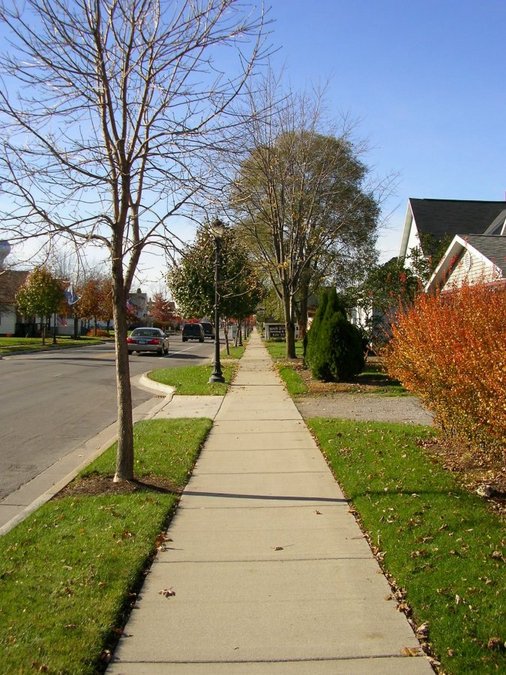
265 339 406 396
148 362 237 395
264 339 305 359
0 336 103 355
222 343 246 359
308 418 506 674
0 418 212 674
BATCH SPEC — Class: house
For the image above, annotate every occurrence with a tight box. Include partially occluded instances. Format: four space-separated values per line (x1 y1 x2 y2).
127 288 149 325
0 269 30 335
399 198 506 270
425 234 506 293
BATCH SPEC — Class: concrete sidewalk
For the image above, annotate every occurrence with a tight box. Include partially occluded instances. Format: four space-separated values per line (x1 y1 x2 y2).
108 331 432 674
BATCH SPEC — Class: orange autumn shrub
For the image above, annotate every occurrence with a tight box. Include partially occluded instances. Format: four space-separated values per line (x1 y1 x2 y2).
385 282 506 454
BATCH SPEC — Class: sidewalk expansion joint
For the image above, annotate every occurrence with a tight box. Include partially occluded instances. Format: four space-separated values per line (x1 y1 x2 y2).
155 556 372 564
194 470 329 476
113 654 423 665
181 503 348 510
182 490 346 504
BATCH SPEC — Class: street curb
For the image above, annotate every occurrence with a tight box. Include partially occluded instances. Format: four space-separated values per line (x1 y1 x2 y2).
0 377 175 537
138 373 175 399
0 426 118 536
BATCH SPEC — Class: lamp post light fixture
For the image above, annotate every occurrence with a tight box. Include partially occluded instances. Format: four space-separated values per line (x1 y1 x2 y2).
208 218 226 384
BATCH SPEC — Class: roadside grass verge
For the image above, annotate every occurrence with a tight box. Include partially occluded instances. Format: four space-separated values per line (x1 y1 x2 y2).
222 343 246 359
0 336 103 355
308 418 506 674
148 362 237 395
265 339 406 396
0 418 212 674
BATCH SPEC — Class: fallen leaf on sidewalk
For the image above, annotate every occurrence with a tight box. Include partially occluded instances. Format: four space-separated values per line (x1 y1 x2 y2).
159 587 176 597
401 646 422 656
315 510 322 515
274 546 284 551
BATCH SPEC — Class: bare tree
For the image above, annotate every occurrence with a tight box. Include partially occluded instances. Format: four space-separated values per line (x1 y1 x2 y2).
229 82 380 357
0 0 268 480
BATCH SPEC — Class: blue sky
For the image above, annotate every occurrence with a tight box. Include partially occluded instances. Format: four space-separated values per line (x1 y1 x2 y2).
268 0 506 260
4 1 506 287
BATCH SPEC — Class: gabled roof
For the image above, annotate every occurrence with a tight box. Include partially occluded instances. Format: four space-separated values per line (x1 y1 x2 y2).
425 234 506 292
484 209 506 235
465 235 506 274
409 199 506 240
0 270 29 305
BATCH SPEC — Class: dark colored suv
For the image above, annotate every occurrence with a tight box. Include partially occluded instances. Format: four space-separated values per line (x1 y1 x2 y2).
182 323 205 342
200 321 215 340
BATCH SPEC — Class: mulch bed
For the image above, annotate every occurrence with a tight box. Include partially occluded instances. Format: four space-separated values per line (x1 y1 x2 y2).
55 475 183 499
281 358 402 395
418 437 506 517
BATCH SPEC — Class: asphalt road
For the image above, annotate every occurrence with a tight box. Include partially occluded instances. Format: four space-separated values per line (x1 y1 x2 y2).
0 338 214 500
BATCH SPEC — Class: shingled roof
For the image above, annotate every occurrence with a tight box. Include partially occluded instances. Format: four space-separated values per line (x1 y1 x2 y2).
409 198 506 239
0 270 29 305
465 234 506 275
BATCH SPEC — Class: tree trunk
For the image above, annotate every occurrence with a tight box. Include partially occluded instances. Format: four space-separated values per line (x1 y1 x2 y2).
282 291 297 358
224 320 230 355
286 319 296 358
297 271 310 341
112 287 135 482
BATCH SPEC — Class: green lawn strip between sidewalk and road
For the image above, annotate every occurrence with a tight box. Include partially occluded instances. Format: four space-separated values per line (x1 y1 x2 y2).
148 362 237 395
308 418 506 674
221 343 245 360
0 418 212 674
0 336 104 355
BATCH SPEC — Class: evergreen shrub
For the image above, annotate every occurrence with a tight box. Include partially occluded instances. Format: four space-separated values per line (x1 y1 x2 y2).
306 288 364 382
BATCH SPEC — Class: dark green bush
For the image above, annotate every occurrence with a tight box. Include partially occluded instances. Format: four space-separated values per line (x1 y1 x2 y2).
307 288 364 382
305 288 328 367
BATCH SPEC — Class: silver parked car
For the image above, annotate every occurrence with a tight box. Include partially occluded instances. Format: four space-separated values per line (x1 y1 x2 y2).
127 327 169 355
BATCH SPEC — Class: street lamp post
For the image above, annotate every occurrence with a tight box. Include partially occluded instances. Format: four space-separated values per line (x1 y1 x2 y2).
209 218 226 384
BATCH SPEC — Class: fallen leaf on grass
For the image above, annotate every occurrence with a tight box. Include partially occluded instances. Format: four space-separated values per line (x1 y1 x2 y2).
416 622 430 640
487 637 505 651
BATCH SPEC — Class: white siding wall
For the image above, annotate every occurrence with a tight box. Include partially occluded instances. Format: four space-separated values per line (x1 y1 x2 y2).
445 250 498 289
404 223 422 270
